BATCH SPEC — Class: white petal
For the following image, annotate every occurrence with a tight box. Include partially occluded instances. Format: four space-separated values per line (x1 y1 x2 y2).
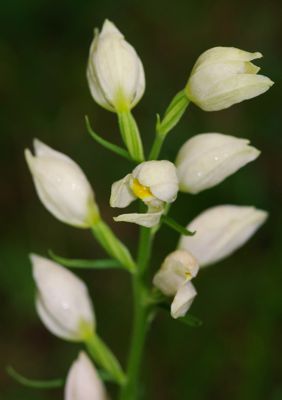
114 211 162 227
31 254 95 340
110 174 135 208
171 281 197 319
176 133 260 194
198 74 274 111
25 142 97 228
192 47 262 72
65 352 107 400
153 250 199 296
132 160 179 202
179 205 268 267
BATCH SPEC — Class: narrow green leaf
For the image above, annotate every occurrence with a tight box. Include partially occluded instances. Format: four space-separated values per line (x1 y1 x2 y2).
85 115 132 161
178 314 203 327
6 366 64 389
161 216 196 236
157 301 203 328
49 250 121 269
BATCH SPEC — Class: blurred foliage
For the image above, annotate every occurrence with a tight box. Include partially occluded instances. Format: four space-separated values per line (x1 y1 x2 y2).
0 0 281 399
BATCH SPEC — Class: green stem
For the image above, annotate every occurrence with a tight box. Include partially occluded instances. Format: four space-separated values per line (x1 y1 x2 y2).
119 227 154 400
91 219 136 273
85 334 126 386
148 132 165 160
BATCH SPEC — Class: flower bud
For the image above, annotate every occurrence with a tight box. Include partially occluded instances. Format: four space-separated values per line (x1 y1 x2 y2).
185 47 273 111
153 250 198 319
179 205 268 267
176 133 260 194
87 19 145 112
25 139 99 228
31 254 95 341
65 352 107 400
110 160 179 227
153 250 199 296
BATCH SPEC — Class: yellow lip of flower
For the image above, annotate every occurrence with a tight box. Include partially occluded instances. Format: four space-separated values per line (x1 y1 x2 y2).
185 271 192 280
131 178 153 200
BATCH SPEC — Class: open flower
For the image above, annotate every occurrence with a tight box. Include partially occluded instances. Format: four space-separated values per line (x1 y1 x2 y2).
110 160 179 227
179 205 268 267
185 47 273 111
176 133 260 194
153 250 198 318
87 19 145 112
31 254 95 341
25 139 99 228
65 352 107 400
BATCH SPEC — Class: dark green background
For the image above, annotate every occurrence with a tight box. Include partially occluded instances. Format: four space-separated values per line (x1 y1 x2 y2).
0 0 281 399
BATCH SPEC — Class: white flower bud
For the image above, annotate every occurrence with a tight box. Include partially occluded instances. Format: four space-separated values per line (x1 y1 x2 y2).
186 47 274 111
110 161 179 227
176 133 260 194
87 19 145 112
179 205 268 267
65 352 107 400
153 250 198 319
25 139 98 228
31 254 95 341
153 250 199 296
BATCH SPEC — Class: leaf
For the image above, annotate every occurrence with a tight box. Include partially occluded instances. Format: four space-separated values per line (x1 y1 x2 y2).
49 250 121 269
85 115 132 161
177 313 203 328
161 216 196 236
6 366 63 389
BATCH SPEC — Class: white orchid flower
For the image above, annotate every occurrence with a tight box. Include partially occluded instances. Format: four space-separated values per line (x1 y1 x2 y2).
176 133 260 194
25 139 99 228
110 160 179 227
153 250 198 318
179 205 268 267
65 352 107 400
185 47 274 111
31 254 95 341
87 19 145 112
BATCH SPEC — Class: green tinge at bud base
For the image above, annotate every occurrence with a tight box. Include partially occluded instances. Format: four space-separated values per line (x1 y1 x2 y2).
25 139 99 228
65 352 107 400
87 19 145 113
176 133 260 194
179 205 268 267
31 254 95 341
185 46 274 111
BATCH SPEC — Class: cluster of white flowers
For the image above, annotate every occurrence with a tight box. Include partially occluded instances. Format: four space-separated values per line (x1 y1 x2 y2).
22 19 273 399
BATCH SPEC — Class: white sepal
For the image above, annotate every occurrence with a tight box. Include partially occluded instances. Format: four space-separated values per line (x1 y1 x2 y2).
87 19 145 112
171 281 197 319
114 210 162 228
179 205 268 267
110 174 135 208
176 133 260 194
65 351 107 400
186 46 273 111
25 139 98 228
31 254 95 341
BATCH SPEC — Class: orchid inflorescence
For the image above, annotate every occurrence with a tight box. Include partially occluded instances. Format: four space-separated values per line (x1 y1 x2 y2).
14 19 272 400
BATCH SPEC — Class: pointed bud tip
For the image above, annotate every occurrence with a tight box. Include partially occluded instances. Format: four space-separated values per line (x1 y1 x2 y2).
101 19 122 37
